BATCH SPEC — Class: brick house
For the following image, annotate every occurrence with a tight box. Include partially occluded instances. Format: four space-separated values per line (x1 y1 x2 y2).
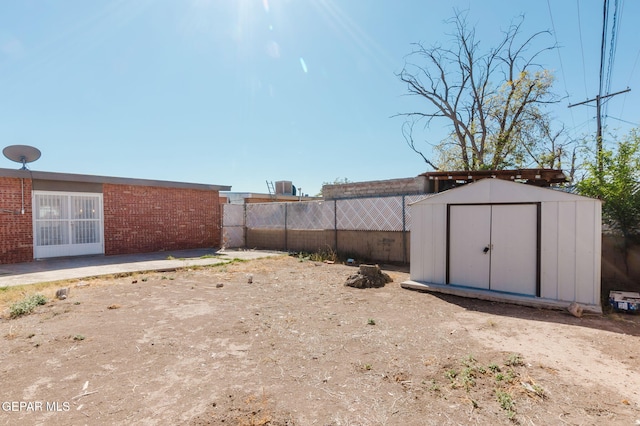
0 167 230 265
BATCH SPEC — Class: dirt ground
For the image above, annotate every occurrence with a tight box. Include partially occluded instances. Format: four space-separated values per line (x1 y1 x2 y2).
1 255 639 425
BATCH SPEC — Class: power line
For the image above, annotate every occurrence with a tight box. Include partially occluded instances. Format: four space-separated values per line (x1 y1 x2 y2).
546 0 578 138
603 0 621 129
621 46 640 115
604 0 620 95
568 87 631 171
568 87 631 108
599 0 608 99
605 115 639 126
572 0 630 172
575 0 589 98
626 44 640 88
574 0 594 136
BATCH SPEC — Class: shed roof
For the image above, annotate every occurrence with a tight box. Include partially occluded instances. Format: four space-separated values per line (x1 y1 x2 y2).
0 168 231 191
411 178 599 205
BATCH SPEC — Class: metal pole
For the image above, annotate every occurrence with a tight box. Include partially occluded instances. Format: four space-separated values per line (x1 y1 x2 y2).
284 203 288 251
596 95 602 172
568 88 631 172
402 196 407 264
243 203 247 249
334 200 338 253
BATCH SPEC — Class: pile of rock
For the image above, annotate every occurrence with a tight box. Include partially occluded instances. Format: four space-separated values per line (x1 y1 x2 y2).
344 264 392 289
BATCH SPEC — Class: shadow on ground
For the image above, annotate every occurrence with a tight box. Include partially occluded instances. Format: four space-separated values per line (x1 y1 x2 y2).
405 289 640 337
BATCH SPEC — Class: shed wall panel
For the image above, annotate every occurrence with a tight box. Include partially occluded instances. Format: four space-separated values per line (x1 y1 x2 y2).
410 203 448 284
575 201 597 304
594 203 602 300
540 202 559 300
432 204 447 284
409 204 425 280
557 202 577 302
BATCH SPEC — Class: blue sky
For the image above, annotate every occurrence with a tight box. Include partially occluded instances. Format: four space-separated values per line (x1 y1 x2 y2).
1 0 638 195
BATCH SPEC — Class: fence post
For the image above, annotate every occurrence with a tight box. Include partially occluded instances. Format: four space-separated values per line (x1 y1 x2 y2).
284 203 288 251
334 200 338 254
219 203 224 248
243 203 247 248
402 195 407 264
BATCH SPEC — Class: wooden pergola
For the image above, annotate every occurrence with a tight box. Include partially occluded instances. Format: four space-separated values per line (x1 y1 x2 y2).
421 169 568 193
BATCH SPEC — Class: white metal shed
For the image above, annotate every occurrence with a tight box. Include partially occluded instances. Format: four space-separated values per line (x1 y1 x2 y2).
402 178 602 313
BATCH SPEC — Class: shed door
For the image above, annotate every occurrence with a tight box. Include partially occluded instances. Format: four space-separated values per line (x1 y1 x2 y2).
489 204 537 294
449 205 492 289
33 191 104 259
448 204 538 296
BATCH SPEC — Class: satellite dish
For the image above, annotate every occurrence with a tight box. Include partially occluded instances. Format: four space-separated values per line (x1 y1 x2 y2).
3 145 42 170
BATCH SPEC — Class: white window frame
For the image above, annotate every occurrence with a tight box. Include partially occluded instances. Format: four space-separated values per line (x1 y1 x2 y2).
32 190 105 259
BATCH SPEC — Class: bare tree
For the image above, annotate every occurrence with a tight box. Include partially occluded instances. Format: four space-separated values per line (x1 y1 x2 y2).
520 120 580 182
397 12 562 171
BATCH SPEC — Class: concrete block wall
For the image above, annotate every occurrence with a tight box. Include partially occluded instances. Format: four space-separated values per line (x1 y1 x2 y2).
284 230 334 253
246 228 410 263
337 230 407 263
246 229 286 250
0 177 33 264
103 184 222 255
247 229 336 253
323 176 428 200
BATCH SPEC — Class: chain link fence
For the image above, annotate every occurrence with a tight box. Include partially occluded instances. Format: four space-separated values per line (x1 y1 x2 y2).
222 195 433 251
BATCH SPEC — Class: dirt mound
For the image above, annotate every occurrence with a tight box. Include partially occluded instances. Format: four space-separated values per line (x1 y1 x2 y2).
344 264 392 288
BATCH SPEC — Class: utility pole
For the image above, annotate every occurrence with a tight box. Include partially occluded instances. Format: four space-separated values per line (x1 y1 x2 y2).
568 87 631 172
568 0 631 173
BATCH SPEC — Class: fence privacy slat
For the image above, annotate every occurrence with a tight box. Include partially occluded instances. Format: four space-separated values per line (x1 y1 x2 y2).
336 197 403 231
246 203 286 229
223 204 245 226
222 195 436 255
404 194 435 231
224 196 440 232
286 201 335 230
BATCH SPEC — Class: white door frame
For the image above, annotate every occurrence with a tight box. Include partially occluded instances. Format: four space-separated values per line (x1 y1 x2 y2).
32 191 105 259
446 202 541 297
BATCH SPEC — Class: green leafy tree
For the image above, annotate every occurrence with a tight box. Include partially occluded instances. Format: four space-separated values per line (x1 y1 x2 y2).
397 12 567 171
577 130 640 255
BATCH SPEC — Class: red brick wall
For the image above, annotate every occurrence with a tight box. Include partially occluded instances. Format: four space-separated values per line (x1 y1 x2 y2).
103 184 221 255
0 177 34 264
